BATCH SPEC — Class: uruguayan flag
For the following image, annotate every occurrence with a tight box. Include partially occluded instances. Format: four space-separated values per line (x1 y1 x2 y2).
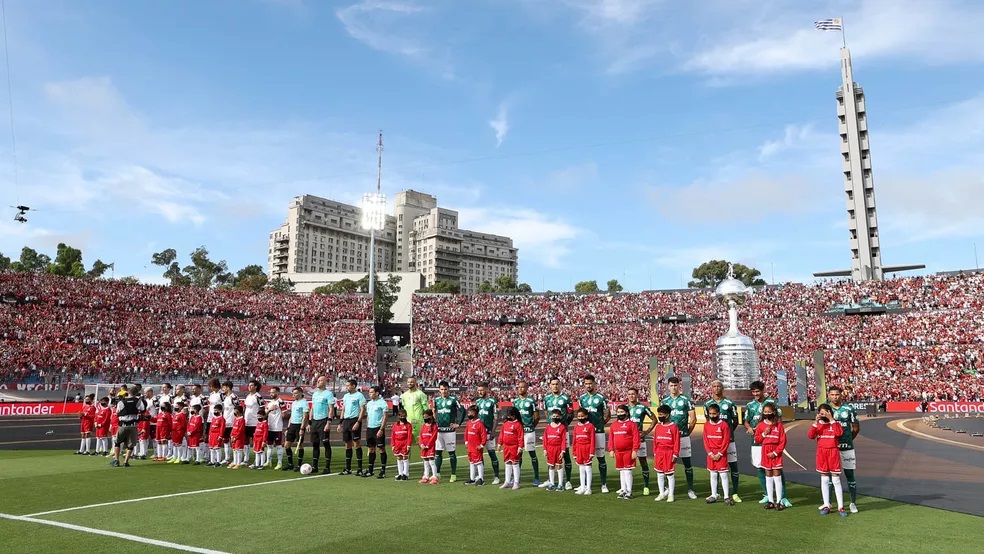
815 18 843 31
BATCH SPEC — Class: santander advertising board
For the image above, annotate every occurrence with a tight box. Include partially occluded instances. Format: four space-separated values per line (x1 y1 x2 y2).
886 401 984 413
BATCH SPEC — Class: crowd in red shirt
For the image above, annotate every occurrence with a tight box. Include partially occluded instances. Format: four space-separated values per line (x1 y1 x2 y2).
413 273 984 402
1 273 376 387
4 272 983 404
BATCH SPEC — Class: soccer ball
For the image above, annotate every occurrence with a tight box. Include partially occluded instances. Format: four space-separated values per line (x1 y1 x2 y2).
299 463 313 475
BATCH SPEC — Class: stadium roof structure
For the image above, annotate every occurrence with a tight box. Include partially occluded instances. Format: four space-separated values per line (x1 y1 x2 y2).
813 264 926 279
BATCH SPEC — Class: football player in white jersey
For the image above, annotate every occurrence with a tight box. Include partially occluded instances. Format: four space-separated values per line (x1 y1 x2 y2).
265 387 287 469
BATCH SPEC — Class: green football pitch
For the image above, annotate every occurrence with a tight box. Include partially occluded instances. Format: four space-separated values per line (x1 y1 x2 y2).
0 449 976 553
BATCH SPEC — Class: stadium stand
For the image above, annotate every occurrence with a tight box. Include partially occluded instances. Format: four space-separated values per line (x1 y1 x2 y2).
412 274 984 402
0 273 376 387
3 272 982 404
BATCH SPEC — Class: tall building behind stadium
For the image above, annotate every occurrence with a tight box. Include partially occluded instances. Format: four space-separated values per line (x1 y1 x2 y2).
815 47 923 281
268 190 518 294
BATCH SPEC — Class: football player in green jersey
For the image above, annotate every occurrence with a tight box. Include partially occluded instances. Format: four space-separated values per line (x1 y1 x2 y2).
704 380 741 503
578 374 611 494
828 385 860 513
542 377 574 490
743 380 791 507
626 387 656 496
474 382 501 484
513 381 541 486
661 376 697 499
434 381 465 482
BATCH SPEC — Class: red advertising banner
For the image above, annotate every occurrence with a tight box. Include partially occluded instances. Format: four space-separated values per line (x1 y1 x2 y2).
886 401 984 413
0 383 74 391
0 402 84 417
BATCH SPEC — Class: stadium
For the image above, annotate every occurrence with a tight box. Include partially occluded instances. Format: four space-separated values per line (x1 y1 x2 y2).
1 3 983 553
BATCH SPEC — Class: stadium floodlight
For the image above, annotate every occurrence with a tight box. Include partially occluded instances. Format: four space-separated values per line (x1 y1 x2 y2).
360 192 387 232
361 192 387 299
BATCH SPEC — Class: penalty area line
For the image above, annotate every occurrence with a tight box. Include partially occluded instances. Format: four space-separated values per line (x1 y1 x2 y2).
25 461 424 518
0 512 228 554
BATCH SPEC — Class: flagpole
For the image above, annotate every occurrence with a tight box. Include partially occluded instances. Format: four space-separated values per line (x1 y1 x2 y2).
841 16 847 47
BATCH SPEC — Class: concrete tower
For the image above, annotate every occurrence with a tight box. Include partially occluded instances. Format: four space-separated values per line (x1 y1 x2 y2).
838 47 882 281
814 47 923 281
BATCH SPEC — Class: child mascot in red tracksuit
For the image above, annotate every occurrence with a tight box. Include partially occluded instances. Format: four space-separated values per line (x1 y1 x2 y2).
497 407 524 490
609 404 641 500
464 405 488 486
754 402 787 511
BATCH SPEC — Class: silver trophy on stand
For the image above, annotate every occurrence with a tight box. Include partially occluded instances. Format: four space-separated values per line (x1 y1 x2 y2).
714 263 762 403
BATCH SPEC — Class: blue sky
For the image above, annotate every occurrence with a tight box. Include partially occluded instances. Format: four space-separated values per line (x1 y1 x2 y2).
1 0 983 291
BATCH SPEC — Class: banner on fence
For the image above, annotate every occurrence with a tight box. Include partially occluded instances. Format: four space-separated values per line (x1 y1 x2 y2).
886 401 984 413
0 402 84 417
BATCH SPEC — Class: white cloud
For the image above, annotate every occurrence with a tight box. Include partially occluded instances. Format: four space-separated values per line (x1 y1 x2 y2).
456 206 581 268
7 72 585 283
43 77 145 147
686 0 984 77
874 94 984 169
522 0 984 77
644 172 822 224
98 166 215 226
843 95 984 244
758 124 820 161
489 102 510 147
878 170 984 244
33 76 391 223
671 92 984 250
0 218 94 261
336 1 453 78
545 0 667 74
560 0 657 25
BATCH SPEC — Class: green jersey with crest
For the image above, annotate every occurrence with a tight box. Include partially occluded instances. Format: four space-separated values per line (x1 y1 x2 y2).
474 396 498 433
627 403 655 435
512 397 537 433
543 393 573 426
704 397 739 439
744 398 782 446
434 395 464 433
578 392 608 433
661 394 695 437
831 403 858 450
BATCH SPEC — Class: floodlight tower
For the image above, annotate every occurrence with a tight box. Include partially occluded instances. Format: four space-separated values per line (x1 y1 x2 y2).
361 131 387 299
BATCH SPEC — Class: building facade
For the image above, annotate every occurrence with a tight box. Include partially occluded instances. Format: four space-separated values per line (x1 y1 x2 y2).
269 190 518 294
269 195 397 276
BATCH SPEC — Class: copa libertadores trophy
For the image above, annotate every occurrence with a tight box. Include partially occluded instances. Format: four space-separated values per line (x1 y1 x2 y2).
714 263 762 403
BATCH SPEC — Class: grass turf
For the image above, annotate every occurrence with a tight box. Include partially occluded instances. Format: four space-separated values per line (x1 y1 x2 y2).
0 449 977 553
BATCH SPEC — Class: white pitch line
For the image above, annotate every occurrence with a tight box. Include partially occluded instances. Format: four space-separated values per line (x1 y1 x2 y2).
0 512 229 554
25 462 423 518
779 422 809 471
24 472 336 517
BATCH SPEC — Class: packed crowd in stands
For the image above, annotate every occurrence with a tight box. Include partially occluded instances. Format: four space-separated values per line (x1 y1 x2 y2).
3 272 983 404
0 273 378 388
413 274 984 402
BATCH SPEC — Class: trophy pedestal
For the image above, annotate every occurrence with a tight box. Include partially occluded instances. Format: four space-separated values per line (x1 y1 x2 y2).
713 265 762 401
724 389 754 404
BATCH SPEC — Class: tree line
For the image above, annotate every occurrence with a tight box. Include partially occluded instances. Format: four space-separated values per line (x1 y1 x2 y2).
1 245 114 279
416 260 765 296
2 245 767 306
